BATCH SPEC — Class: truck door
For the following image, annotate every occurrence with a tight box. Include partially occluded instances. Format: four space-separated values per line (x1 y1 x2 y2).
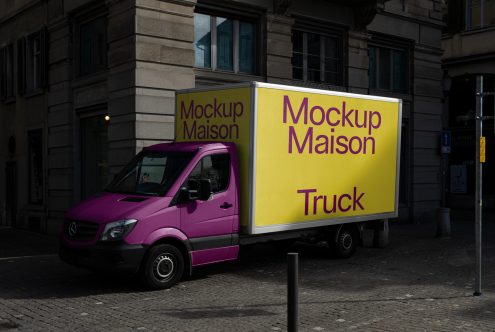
179 151 236 247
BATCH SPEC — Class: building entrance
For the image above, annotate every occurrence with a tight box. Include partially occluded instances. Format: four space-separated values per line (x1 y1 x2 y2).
5 161 17 226
80 114 110 199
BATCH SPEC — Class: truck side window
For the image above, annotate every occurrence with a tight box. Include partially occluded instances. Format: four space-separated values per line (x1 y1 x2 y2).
186 154 230 194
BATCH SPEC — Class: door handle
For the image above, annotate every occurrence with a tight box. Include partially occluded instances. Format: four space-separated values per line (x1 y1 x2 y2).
220 202 233 209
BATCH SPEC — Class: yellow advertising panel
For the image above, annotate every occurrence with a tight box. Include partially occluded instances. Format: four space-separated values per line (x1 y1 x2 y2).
175 87 252 226
175 83 401 234
253 85 400 233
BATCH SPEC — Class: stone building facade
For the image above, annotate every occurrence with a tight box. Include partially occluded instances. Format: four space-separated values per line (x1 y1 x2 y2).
442 0 495 208
0 0 444 234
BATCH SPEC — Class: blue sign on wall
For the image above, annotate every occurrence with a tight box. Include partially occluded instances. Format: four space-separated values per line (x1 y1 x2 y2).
441 130 451 154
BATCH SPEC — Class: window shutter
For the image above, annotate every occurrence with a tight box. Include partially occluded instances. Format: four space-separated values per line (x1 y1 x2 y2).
447 0 463 33
17 37 26 95
40 26 48 89
0 47 5 101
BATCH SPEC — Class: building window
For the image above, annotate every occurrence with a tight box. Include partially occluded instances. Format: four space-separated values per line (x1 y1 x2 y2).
291 28 344 86
185 154 230 194
0 43 15 101
194 12 256 74
465 0 495 30
27 34 42 91
369 45 408 94
79 16 107 76
28 129 44 205
17 28 48 95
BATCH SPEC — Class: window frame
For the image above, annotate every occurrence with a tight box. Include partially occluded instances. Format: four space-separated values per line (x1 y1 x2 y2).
75 12 108 77
0 43 15 102
194 8 259 75
18 27 48 97
74 9 108 78
291 19 346 87
26 32 42 93
368 35 412 95
464 0 495 30
184 152 231 195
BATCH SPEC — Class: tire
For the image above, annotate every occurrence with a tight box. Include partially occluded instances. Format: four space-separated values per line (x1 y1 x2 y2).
329 226 358 259
141 244 184 289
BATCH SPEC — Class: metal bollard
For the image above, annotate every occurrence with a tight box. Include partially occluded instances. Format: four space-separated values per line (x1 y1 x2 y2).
436 207 451 238
288 253 298 332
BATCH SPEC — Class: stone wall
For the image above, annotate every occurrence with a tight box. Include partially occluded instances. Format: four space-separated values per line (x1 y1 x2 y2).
0 0 50 230
369 0 444 222
46 0 72 233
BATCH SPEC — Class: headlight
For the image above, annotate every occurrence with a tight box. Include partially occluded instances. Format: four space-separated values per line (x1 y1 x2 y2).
100 219 138 241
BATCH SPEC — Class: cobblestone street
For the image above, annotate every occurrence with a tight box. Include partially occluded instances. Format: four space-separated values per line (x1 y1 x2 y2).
1 211 495 332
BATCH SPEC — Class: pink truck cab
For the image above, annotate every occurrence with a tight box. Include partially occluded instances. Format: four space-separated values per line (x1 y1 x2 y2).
60 83 402 289
60 142 244 289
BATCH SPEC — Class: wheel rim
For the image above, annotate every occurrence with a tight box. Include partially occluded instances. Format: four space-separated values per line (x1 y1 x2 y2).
153 253 176 281
341 233 353 251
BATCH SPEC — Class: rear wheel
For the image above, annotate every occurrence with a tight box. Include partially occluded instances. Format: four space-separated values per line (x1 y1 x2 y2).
142 244 184 289
329 226 358 259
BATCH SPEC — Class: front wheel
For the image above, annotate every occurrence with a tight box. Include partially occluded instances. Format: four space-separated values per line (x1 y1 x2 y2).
329 226 358 259
141 244 184 289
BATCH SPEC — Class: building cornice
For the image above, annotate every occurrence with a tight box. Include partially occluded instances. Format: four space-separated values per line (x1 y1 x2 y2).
0 0 44 27
376 8 445 30
443 52 495 66
442 25 495 41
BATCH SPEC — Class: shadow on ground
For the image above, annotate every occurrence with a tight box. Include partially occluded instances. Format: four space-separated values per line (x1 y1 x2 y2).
0 210 494 304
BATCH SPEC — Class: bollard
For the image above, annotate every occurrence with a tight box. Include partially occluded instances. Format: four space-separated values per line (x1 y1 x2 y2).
436 207 451 238
374 219 390 248
287 253 298 332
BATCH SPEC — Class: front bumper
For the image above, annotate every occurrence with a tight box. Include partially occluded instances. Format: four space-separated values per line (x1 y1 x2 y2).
59 241 147 275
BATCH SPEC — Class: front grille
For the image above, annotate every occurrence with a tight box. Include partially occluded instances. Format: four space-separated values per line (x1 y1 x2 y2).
64 219 99 241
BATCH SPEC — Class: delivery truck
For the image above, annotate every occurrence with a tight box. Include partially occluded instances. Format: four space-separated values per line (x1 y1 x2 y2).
60 82 402 289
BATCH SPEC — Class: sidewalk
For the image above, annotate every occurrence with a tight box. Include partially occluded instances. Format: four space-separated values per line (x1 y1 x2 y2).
0 227 58 258
0 210 494 331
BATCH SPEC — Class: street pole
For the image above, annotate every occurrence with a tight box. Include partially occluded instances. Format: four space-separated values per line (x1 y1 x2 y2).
287 253 299 332
474 75 483 296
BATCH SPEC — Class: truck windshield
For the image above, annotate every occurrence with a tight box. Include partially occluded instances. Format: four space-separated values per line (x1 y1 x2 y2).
106 151 194 196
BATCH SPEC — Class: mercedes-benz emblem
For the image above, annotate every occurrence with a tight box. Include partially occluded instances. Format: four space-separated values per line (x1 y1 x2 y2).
68 222 78 237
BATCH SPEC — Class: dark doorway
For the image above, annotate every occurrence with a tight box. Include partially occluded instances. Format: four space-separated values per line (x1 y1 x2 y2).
80 114 110 199
5 162 17 226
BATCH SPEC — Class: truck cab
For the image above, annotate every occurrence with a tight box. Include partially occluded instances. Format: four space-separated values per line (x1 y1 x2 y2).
60 142 241 289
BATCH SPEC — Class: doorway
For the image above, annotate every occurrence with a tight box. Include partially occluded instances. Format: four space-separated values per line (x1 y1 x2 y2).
80 114 110 199
5 161 17 226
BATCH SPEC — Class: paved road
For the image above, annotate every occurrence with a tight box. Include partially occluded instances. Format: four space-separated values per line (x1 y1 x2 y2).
0 211 495 331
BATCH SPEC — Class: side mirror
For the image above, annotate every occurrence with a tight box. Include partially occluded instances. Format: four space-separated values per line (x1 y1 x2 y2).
177 187 191 204
198 179 212 201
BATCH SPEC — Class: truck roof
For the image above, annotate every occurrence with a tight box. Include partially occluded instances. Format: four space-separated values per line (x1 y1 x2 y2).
144 141 235 153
